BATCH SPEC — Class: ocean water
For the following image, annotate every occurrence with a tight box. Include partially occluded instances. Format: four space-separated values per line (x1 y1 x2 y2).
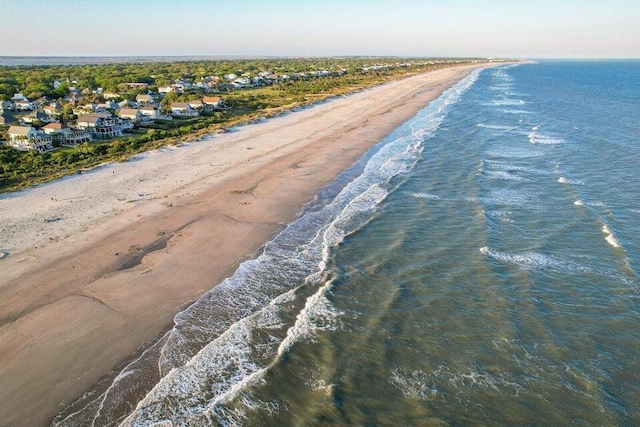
56 61 640 426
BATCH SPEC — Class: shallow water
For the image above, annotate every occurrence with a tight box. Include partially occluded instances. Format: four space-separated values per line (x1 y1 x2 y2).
57 61 640 426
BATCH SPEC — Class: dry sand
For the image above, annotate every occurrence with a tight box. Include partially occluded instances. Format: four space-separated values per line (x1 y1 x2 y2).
0 64 490 426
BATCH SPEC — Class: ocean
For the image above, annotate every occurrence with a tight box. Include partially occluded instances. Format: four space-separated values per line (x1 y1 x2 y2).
56 61 640 426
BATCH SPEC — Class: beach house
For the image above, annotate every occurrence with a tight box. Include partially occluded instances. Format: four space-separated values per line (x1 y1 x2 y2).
135 94 156 106
42 122 92 146
139 106 161 121
118 108 142 123
202 96 226 111
7 125 54 152
75 113 123 139
170 102 199 117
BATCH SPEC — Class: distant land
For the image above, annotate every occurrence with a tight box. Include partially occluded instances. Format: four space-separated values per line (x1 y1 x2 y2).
0 56 278 66
0 55 487 67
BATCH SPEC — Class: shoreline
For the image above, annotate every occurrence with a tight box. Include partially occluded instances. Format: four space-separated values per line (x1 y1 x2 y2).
0 63 493 426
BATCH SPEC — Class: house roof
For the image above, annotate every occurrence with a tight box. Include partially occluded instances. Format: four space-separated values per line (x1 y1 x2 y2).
76 113 109 124
27 110 48 119
140 106 157 111
203 96 221 104
136 94 152 100
0 114 17 125
119 108 140 116
8 125 34 135
171 102 189 109
188 100 204 106
43 122 67 130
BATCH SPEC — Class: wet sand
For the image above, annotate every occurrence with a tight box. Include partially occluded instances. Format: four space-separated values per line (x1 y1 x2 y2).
0 64 490 426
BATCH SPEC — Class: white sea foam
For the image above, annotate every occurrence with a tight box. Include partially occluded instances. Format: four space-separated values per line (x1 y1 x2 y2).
528 131 564 145
491 99 527 106
558 176 568 184
390 366 524 401
412 193 441 200
479 247 593 274
574 200 584 206
503 109 534 115
477 123 515 131
602 225 621 248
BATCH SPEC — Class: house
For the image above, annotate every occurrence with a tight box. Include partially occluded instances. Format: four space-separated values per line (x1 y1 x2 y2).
187 100 205 111
0 113 18 126
42 122 68 135
7 125 54 152
66 91 83 103
43 123 93 146
118 99 138 109
135 94 155 106
170 102 199 117
103 92 120 100
60 130 93 146
21 110 52 124
14 99 36 111
118 108 141 123
139 106 161 121
43 102 63 117
202 96 225 110
96 100 120 112
231 77 252 89
11 93 27 102
75 113 123 139
158 86 174 94
73 104 96 115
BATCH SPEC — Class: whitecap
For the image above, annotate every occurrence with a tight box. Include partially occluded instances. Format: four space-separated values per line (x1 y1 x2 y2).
528 131 564 145
602 225 621 248
412 193 441 200
503 109 535 115
477 123 515 131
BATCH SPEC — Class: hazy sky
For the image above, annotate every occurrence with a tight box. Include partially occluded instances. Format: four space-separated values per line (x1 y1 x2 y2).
1 0 638 58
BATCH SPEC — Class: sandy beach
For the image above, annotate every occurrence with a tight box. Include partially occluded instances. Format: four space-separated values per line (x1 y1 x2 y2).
0 64 489 426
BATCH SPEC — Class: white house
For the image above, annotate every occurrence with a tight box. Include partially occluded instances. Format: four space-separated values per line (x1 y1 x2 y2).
139 106 161 120
158 86 174 94
14 99 36 111
42 123 92 146
202 96 225 110
118 108 141 123
170 102 199 117
118 99 138 109
7 125 54 152
21 110 52 124
135 94 155 105
187 100 205 111
11 93 27 102
96 100 120 112
76 113 123 139
42 122 69 135
43 102 63 117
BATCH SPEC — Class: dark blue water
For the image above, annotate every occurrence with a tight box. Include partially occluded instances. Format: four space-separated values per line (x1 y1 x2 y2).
57 62 640 426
